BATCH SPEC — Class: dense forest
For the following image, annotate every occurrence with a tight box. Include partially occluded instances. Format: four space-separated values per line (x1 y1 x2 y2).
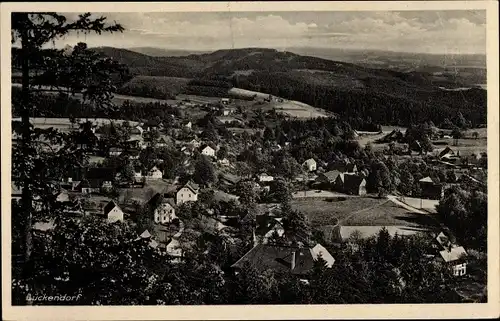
231 71 487 128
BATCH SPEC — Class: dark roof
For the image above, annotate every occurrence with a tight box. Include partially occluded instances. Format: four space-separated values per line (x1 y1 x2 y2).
147 193 163 208
321 170 341 182
255 216 283 236
343 174 365 191
231 244 320 275
439 146 455 158
103 200 119 215
181 181 200 194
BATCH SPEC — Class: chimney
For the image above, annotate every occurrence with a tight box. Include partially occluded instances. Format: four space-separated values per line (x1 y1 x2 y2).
291 251 296 271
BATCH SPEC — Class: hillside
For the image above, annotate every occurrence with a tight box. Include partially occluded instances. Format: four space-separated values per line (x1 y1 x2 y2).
63 47 490 126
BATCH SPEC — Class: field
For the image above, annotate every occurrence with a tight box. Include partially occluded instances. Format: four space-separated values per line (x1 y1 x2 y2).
432 137 487 155
272 100 329 119
291 196 440 231
291 197 383 227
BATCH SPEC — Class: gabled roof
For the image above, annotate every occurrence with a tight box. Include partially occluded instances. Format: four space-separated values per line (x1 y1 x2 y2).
103 200 120 216
436 232 451 249
321 170 342 182
140 230 152 238
200 144 215 151
439 146 455 158
303 158 316 165
255 215 284 236
419 176 434 183
149 166 161 172
439 246 467 263
179 181 199 194
231 243 334 275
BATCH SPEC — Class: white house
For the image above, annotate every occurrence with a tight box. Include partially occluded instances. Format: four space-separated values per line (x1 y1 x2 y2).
220 98 231 105
147 166 163 180
133 168 143 181
103 200 124 223
440 246 468 276
258 173 274 182
218 158 230 166
184 121 192 129
151 196 177 225
135 125 144 136
109 147 123 156
176 182 199 205
200 145 216 158
303 158 317 172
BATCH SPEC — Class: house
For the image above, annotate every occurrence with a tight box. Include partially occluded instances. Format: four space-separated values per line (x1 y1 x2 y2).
184 121 192 129
254 215 285 245
218 158 231 166
317 170 342 185
103 200 124 223
124 149 140 160
147 193 177 225
55 190 70 203
166 239 183 259
439 246 468 276
74 123 99 151
302 158 317 172
131 125 144 136
136 230 159 249
156 136 173 148
108 147 123 157
222 107 236 116
343 174 367 195
434 231 467 276
144 119 161 132
126 136 145 149
257 173 274 183
181 145 195 156
231 243 334 275
176 181 200 205
188 138 201 148
439 146 455 159
419 176 444 200
200 144 216 158
80 168 115 194
147 166 163 180
220 98 231 105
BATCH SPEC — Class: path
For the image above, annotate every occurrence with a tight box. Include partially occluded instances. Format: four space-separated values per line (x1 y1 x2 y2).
387 195 427 214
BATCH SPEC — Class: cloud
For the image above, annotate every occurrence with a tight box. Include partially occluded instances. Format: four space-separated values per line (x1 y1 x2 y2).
51 11 486 54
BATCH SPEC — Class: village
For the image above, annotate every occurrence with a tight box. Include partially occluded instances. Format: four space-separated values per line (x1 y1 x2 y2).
11 91 487 286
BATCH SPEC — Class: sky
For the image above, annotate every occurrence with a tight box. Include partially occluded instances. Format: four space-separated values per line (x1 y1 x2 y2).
49 10 487 54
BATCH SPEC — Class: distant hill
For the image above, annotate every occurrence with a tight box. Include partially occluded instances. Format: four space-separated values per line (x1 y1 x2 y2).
127 47 210 57
88 46 488 127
